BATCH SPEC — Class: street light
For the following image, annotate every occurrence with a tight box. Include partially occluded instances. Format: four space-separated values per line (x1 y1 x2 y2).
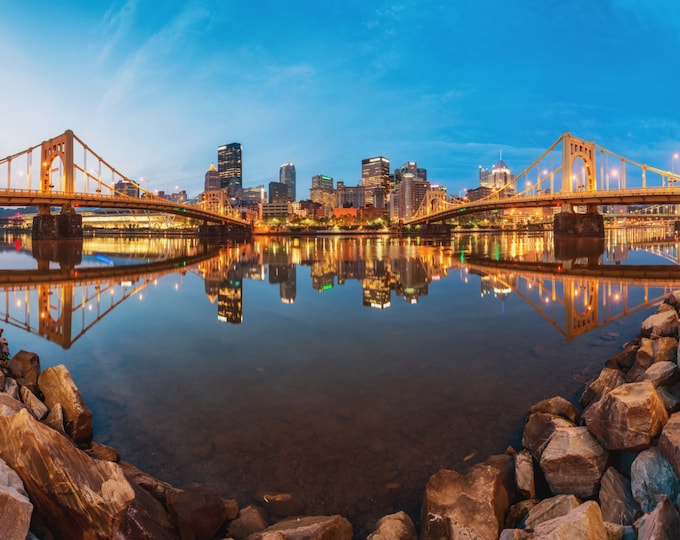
673 153 679 175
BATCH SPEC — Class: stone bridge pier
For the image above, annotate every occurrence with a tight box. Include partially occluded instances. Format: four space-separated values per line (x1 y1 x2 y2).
32 206 83 240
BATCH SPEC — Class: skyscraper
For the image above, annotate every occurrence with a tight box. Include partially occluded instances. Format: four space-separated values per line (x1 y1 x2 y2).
361 156 390 205
279 162 296 202
204 163 220 191
217 143 242 197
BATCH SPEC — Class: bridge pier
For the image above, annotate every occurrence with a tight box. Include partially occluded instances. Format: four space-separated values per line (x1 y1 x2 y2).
198 223 252 240
32 210 83 240
553 210 604 238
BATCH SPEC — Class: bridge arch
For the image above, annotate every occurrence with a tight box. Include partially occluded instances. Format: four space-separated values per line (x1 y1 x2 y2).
41 130 74 193
562 133 596 193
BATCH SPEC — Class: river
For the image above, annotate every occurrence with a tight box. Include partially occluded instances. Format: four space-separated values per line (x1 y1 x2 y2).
0 227 677 537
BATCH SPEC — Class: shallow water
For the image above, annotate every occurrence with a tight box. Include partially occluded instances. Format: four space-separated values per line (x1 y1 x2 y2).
0 229 675 536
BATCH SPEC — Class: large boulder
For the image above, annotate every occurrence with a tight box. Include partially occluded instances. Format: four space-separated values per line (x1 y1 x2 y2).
0 408 135 539
641 309 678 337
165 485 230 540
522 412 575 460
7 350 41 393
635 495 680 539
598 466 641 526
583 380 668 451
243 515 352 539
501 501 608 539
514 450 535 500
630 447 680 513
0 457 33 540
38 364 93 443
367 511 417 540
538 427 608 498
643 361 680 388
579 367 625 408
528 396 580 423
523 494 581 529
659 411 680 478
420 460 512 540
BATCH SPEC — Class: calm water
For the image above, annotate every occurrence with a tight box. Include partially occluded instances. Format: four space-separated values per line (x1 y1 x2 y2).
1 228 678 536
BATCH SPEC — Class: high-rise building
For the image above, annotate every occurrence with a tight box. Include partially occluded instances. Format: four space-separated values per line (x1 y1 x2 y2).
361 156 391 205
204 163 220 191
217 143 242 197
310 174 335 213
269 181 289 204
395 172 430 220
395 162 427 186
279 162 296 202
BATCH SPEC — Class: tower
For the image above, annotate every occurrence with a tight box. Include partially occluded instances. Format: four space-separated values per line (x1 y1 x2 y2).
279 162 296 202
361 156 390 205
217 143 242 197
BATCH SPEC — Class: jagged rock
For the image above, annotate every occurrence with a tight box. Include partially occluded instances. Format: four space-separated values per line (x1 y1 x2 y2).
604 341 638 372
643 361 680 387
19 385 47 420
503 501 608 539
634 495 680 539
118 481 178 540
656 386 680 414
583 380 668 451
528 396 580 423
255 489 304 517
522 412 575 460
524 494 581 529
165 485 230 540
580 367 626 409
505 499 539 529
641 309 678 337
514 449 535 499
228 504 268 540
38 364 93 443
85 442 120 462
659 412 680 479
0 409 135 539
419 462 512 540
42 402 65 434
634 338 655 369
539 426 608 498
0 457 33 540
0 392 28 416
367 510 417 540
243 515 352 540
598 467 641 525
3 376 20 400
7 350 41 393
631 447 680 513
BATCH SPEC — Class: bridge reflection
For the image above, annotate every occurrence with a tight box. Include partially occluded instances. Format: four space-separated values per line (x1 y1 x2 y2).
1 231 679 348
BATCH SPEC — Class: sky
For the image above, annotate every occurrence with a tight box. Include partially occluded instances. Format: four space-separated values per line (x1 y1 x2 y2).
1 1 679 200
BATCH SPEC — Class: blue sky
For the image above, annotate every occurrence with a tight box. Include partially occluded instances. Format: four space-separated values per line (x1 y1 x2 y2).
1 1 679 199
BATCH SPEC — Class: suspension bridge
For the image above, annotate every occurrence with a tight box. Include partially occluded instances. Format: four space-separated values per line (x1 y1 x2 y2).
408 132 680 231
0 130 251 238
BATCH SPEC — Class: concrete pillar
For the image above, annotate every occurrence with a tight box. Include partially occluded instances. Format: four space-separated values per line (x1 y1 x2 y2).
553 211 604 237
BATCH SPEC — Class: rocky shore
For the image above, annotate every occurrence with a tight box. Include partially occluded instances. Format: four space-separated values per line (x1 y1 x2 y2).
2 293 680 538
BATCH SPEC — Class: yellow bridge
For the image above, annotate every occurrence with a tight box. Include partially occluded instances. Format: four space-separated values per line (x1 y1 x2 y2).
0 130 251 235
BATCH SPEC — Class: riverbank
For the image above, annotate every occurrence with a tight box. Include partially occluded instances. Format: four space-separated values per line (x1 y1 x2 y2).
0 292 679 538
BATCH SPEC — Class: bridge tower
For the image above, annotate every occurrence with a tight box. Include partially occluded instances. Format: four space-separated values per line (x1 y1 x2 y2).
554 132 604 237
33 130 82 240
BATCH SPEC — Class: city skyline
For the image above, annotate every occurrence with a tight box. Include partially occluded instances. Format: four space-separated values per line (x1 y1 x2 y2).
1 2 679 200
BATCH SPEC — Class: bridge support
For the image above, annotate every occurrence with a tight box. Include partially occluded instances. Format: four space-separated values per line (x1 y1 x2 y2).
198 223 252 240
553 209 604 237
32 208 83 240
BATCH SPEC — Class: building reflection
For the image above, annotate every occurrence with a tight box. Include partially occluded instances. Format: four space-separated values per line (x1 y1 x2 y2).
2 228 680 348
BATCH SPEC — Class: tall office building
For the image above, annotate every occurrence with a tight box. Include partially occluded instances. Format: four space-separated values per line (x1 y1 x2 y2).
279 162 296 202
269 181 289 204
217 143 242 197
204 163 220 191
361 156 390 205
395 161 427 186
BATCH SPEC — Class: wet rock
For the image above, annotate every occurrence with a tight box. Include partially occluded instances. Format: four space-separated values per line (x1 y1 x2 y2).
19 385 47 420
641 309 678 337
7 350 41 393
243 514 352 539
256 489 304 517
85 442 120 462
0 457 33 540
419 463 511 540
522 412 575 460
0 409 135 539
579 367 625 409
539 427 608 498
228 504 268 540
118 481 178 540
634 495 680 539
583 380 668 451
598 466 641 526
366 510 417 540
524 494 581 529
38 364 93 444
528 396 580 423
631 447 680 513
166 485 230 540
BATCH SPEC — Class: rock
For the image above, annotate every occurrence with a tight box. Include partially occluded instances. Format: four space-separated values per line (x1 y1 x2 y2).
634 495 680 539
3 376 20 400
243 515 352 540
0 457 33 540
255 489 304 517
529 501 608 539
641 310 678 337
43 402 65 434
634 338 655 369
528 396 580 423
419 463 511 540
524 494 581 529
604 341 638 372
598 467 641 526
119 461 177 506
539 426 608 498
522 412 575 460
118 481 178 540
656 386 680 414
659 411 680 479
19 385 48 420
38 364 93 443
367 510 417 540
583 380 668 451
0 409 135 539
514 449 535 500
85 442 120 462
166 485 229 540
228 505 268 540
630 447 680 513
7 350 41 393
505 499 539 528
579 367 626 408
0 392 28 416
651 337 679 363
643 361 680 387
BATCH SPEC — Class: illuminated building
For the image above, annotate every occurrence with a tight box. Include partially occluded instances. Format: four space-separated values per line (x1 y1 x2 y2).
395 162 427 186
310 174 335 213
393 173 430 220
361 156 391 204
217 142 242 198
279 162 296 202
114 180 139 198
269 263 296 304
204 163 220 191
269 181 289 204
217 263 243 324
